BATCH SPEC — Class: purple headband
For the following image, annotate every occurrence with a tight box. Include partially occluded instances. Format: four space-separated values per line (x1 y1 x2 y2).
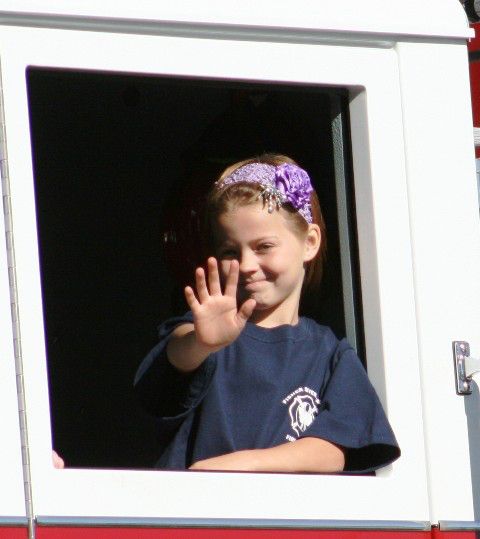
216 162 313 224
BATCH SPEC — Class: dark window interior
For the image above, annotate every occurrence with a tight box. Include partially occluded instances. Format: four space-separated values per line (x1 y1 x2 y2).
26 68 361 468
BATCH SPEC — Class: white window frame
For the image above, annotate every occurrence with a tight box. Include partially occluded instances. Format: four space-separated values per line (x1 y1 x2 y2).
1 25 429 524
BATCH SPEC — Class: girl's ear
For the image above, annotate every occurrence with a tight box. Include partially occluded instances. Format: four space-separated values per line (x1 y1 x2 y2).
303 224 321 262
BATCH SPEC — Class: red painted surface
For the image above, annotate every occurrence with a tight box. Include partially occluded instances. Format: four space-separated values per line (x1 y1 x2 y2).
0 527 28 539
431 528 479 539
35 527 432 539
468 24 480 157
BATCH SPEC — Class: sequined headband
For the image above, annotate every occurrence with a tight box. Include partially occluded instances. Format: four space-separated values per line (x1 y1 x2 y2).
216 162 313 224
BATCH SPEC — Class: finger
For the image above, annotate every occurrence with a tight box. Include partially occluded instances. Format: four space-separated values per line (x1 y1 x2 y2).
184 286 200 310
195 267 210 303
52 450 65 469
237 298 256 323
207 257 222 296
224 259 239 297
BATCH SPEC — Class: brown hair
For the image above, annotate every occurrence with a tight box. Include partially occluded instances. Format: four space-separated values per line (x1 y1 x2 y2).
205 153 327 293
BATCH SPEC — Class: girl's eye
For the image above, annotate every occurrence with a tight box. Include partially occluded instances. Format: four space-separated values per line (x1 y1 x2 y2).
256 243 273 252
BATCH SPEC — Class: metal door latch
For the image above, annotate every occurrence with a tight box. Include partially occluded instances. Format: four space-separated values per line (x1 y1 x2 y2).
453 341 480 395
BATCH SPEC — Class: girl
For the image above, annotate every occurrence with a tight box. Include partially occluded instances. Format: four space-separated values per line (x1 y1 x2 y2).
134 154 400 473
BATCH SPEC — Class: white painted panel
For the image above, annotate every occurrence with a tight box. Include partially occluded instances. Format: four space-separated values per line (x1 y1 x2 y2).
0 0 472 39
0 191 27 517
0 25 428 522
397 41 480 523
476 159 480 202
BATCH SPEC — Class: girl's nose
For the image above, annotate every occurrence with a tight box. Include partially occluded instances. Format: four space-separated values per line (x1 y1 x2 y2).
238 249 259 274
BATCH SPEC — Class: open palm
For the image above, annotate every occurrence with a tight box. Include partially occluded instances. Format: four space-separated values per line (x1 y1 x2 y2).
184 257 256 349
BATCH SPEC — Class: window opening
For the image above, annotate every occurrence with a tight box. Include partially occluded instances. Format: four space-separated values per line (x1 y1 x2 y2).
26 68 361 468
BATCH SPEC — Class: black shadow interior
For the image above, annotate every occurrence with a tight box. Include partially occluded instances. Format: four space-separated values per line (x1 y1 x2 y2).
27 68 358 468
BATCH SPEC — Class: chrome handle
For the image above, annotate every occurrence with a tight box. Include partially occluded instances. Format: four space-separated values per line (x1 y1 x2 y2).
453 341 480 395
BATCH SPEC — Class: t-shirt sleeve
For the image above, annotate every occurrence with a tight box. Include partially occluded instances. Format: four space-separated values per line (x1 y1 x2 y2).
133 312 216 419
300 339 400 473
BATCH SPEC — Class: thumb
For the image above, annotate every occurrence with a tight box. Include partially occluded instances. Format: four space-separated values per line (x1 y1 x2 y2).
236 299 256 324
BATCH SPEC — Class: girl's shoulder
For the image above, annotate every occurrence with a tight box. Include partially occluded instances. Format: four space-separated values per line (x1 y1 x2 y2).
301 318 358 363
301 317 341 345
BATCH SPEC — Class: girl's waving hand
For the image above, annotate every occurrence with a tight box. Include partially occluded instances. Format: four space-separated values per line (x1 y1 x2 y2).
166 257 255 373
185 257 256 349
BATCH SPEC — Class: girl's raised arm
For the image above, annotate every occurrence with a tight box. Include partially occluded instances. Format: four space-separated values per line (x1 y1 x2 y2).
166 257 256 373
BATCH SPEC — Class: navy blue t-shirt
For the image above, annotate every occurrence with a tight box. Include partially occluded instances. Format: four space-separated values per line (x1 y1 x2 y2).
134 313 400 472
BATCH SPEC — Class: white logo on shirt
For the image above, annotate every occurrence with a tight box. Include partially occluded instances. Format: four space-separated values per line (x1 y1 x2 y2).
282 387 320 439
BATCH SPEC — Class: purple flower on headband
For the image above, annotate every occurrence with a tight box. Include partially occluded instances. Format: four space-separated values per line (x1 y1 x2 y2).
217 161 314 223
274 163 313 213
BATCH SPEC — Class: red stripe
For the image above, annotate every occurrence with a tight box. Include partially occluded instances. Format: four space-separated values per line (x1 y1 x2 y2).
431 528 478 539
35 526 433 539
0 527 28 539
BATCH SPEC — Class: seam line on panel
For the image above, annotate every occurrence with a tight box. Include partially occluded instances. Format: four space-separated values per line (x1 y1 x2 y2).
0 59 35 539
0 13 470 46
35 516 432 530
392 41 434 525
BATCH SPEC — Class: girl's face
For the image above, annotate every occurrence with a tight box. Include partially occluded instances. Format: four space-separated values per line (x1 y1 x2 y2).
215 202 320 326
